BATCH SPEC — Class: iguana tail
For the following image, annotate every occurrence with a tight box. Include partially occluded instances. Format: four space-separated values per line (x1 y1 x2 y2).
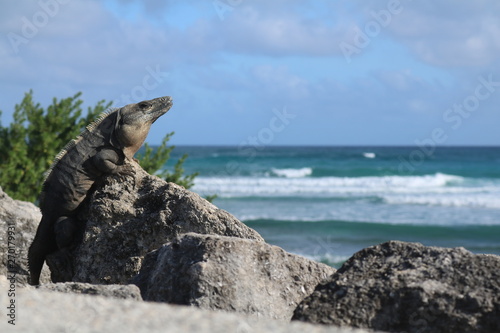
28 216 57 285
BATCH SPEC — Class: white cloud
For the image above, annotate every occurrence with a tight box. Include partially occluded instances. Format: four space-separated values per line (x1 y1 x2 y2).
216 5 352 57
354 0 500 67
249 65 311 100
0 1 184 102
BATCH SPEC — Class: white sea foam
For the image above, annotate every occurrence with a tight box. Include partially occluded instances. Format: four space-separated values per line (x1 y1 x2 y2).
363 152 376 159
194 173 465 196
192 173 500 209
383 194 500 209
271 167 313 178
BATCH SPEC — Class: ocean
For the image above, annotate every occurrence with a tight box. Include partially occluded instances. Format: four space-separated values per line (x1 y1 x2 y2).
165 146 500 267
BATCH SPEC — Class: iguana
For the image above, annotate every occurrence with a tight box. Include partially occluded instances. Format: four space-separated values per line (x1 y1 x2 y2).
28 96 173 285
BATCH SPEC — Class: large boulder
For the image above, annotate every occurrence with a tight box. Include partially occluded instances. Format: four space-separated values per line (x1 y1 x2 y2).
0 186 51 285
293 241 500 333
48 163 264 284
133 232 335 320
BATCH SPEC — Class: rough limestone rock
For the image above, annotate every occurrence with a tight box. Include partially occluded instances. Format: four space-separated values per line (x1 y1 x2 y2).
0 187 51 285
133 233 336 320
48 163 264 284
293 241 500 333
38 282 142 300
0 276 372 333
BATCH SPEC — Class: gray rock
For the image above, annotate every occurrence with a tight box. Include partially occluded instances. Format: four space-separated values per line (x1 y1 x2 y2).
0 186 51 285
133 233 336 320
38 282 142 300
0 276 373 333
293 241 500 333
48 163 264 284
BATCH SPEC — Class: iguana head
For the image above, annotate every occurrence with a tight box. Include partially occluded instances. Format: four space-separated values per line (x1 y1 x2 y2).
114 96 173 158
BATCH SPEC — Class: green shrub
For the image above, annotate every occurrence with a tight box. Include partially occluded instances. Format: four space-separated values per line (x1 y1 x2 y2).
136 132 199 189
0 91 198 202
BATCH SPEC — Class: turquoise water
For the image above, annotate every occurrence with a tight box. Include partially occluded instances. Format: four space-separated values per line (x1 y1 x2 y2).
164 146 500 267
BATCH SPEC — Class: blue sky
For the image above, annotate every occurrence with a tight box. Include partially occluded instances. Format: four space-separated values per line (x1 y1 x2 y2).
1 0 500 145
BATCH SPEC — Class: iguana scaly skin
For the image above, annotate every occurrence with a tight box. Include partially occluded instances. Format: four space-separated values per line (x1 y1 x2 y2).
28 96 173 285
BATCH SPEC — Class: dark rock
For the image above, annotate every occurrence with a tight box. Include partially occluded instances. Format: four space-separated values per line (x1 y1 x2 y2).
48 163 264 284
0 187 51 285
293 241 500 333
133 232 336 320
38 282 142 300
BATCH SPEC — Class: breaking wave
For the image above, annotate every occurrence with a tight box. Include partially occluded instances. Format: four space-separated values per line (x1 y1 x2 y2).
271 167 313 178
193 173 500 209
363 152 376 159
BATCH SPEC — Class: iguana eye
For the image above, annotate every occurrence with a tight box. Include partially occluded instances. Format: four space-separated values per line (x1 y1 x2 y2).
138 102 151 110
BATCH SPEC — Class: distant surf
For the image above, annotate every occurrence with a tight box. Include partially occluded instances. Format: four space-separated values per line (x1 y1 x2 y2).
193 173 499 205
164 146 500 264
363 152 376 159
271 167 313 178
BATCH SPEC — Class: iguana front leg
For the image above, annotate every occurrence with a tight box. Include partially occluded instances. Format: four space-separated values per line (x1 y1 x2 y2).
92 148 136 188
92 148 127 173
